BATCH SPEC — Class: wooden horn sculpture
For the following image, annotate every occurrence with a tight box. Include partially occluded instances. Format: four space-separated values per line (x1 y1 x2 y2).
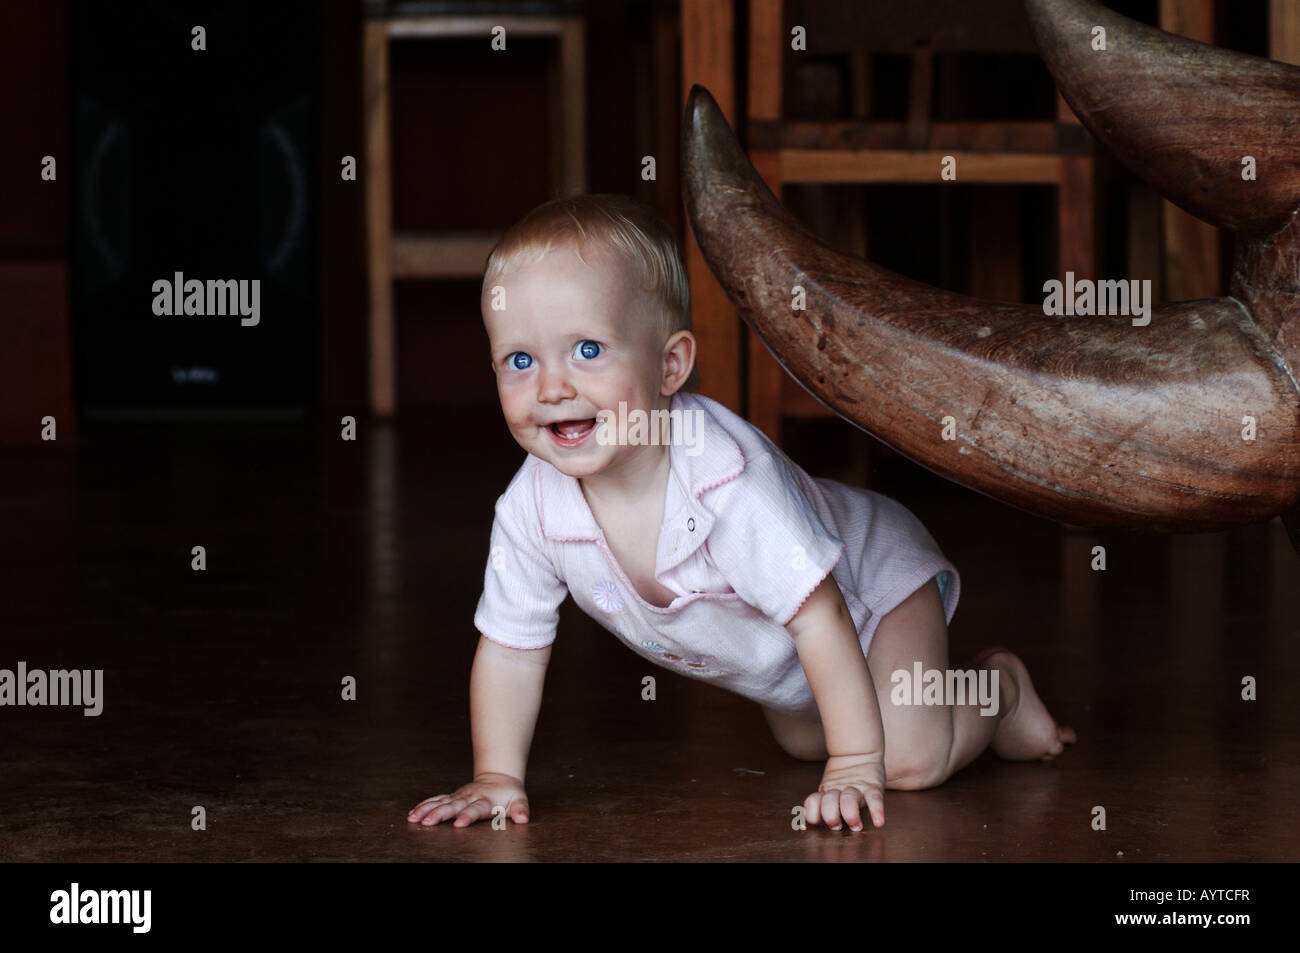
681 0 1300 552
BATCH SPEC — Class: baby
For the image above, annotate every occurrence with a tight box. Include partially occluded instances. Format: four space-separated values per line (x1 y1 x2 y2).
408 194 1076 832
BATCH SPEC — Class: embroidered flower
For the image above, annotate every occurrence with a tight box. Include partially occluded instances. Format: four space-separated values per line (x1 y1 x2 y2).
650 648 725 677
681 654 722 674
592 580 624 612
638 640 726 676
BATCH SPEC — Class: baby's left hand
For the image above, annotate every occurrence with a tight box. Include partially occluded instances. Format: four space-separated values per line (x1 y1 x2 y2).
805 753 886 831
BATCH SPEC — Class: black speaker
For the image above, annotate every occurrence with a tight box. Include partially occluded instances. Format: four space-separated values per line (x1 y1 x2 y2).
70 0 319 415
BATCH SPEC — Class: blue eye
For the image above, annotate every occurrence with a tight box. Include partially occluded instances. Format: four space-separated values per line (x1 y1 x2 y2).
508 352 533 370
573 340 602 360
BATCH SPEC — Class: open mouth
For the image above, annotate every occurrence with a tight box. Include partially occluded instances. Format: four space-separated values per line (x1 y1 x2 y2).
548 418 597 441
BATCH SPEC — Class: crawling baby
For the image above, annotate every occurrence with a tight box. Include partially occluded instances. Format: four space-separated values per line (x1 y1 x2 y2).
408 193 1076 832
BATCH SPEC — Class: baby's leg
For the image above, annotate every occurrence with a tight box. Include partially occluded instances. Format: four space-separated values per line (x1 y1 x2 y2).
866 577 1076 790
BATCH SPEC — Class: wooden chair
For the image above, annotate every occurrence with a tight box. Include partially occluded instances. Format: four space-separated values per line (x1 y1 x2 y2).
741 0 1097 445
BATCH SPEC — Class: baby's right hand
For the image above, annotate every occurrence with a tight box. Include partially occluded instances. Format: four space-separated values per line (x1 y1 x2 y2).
407 772 531 827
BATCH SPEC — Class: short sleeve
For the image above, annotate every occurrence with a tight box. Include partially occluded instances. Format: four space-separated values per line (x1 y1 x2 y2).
473 491 566 650
705 451 844 625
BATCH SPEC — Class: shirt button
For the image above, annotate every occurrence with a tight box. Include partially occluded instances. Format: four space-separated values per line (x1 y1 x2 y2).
687 517 696 532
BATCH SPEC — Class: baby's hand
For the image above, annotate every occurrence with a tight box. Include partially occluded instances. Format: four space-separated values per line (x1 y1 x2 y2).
805 754 886 831
407 772 531 828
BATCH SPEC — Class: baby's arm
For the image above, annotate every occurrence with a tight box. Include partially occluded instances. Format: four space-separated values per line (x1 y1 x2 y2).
407 635 551 827
785 575 886 831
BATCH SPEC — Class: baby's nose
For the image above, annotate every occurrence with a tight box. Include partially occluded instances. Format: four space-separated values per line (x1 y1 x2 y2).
537 364 575 400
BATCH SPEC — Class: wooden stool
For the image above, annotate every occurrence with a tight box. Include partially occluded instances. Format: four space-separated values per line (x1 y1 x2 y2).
361 0 587 417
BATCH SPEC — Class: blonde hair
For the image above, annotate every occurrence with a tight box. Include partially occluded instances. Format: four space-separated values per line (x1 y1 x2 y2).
483 193 700 392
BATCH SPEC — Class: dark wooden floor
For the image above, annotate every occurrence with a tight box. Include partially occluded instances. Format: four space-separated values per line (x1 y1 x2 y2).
1 406 1297 862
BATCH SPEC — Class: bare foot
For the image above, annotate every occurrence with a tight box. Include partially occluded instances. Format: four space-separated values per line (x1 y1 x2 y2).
971 646 1078 761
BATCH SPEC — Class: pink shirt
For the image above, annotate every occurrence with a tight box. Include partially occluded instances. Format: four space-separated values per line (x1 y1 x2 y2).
474 391 960 720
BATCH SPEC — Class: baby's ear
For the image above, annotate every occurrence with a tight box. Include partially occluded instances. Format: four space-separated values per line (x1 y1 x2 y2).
661 329 697 392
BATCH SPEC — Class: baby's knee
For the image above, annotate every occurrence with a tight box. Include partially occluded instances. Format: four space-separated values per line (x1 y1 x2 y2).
884 721 954 790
